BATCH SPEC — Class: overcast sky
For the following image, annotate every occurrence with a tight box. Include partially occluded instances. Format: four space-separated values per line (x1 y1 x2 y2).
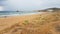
0 0 60 11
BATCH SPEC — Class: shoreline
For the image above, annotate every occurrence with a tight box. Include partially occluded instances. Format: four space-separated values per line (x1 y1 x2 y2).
0 12 47 18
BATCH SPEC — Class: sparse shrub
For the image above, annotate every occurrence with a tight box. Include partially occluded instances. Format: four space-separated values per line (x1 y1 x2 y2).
23 20 29 25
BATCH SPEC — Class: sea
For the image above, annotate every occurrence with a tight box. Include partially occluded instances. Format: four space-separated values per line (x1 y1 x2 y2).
0 11 39 17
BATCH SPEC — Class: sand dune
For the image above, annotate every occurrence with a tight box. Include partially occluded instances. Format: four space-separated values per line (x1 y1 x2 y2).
0 12 60 34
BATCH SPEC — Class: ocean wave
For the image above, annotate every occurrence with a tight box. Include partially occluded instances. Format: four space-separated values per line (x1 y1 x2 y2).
0 12 42 17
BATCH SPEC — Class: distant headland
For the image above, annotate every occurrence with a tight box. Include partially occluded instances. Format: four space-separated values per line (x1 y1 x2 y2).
34 7 60 12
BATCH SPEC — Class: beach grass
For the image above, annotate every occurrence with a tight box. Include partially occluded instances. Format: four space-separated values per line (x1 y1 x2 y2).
0 12 60 34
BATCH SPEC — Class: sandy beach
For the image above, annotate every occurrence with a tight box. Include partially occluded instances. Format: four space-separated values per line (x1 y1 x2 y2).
0 12 60 34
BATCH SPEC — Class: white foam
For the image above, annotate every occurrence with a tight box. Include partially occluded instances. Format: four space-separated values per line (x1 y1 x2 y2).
0 12 44 17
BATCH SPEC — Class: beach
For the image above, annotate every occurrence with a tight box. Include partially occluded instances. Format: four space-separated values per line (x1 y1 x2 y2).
0 12 60 34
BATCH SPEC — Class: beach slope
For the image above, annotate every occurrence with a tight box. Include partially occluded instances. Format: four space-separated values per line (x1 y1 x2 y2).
0 12 60 34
